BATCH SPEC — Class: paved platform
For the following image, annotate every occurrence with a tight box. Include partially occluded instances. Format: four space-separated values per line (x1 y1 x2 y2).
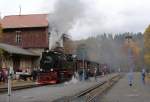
0 74 117 102
100 72 150 102
0 80 36 92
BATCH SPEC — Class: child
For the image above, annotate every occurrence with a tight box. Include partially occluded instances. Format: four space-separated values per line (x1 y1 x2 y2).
128 72 133 87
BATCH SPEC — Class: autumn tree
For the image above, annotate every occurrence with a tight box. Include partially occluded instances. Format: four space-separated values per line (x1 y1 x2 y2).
144 25 150 68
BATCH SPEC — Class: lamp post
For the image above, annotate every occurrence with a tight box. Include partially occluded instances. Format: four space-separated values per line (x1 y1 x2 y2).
81 48 86 81
8 54 14 96
82 52 85 81
125 35 134 72
8 66 13 96
72 54 77 72
72 54 78 80
77 44 86 81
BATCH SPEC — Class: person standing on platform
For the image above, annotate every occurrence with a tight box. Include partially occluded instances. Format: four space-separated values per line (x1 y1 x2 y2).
94 67 98 81
32 69 37 81
128 71 133 87
141 68 146 84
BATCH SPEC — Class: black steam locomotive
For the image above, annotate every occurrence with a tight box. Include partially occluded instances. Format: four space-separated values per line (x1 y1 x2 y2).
37 49 74 84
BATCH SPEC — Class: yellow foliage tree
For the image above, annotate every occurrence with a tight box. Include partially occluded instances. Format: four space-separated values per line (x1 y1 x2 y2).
130 41 140 58
123 36 141 71
144 25 150 67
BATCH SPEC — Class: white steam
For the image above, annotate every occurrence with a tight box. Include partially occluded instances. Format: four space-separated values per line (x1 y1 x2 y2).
48 0 85 49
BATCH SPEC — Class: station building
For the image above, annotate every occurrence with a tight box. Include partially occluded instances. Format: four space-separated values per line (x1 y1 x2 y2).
0 14 49 72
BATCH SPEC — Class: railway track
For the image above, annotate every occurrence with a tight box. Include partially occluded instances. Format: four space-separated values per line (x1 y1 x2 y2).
53 74 122 102
84 75 121 102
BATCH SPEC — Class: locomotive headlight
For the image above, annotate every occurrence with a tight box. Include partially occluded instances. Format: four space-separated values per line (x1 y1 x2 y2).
50 68 54 71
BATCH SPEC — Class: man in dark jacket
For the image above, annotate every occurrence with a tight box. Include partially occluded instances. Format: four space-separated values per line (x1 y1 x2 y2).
32 69 37 81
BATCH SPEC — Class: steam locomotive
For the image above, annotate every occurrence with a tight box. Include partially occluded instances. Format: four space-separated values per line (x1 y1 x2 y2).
37 48 110 84
37 47 75 84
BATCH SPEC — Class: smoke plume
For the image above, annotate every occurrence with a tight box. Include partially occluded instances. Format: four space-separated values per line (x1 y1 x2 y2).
48 0 85 49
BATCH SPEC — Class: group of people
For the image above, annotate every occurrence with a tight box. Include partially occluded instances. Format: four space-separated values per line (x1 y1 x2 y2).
77 67 99 81
0 69 8 83
17 69 38 81
0 68 38 83
128 68 147 87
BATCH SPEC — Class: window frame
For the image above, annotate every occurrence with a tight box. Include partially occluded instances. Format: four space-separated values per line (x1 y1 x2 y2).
15 31 22 44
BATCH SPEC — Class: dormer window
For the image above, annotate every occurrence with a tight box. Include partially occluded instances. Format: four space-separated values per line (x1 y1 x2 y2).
16 31 22 44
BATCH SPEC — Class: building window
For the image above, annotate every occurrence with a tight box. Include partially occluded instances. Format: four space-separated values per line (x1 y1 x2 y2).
16 31 22 44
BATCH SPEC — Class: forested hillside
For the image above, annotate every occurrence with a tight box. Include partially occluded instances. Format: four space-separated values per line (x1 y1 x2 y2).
75 32 143 71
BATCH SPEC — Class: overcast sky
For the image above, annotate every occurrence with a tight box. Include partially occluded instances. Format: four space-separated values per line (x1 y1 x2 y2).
0 0 150 40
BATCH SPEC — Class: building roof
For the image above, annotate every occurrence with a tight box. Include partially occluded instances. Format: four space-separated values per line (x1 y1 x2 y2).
0 43 39 56
1 14 48 29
